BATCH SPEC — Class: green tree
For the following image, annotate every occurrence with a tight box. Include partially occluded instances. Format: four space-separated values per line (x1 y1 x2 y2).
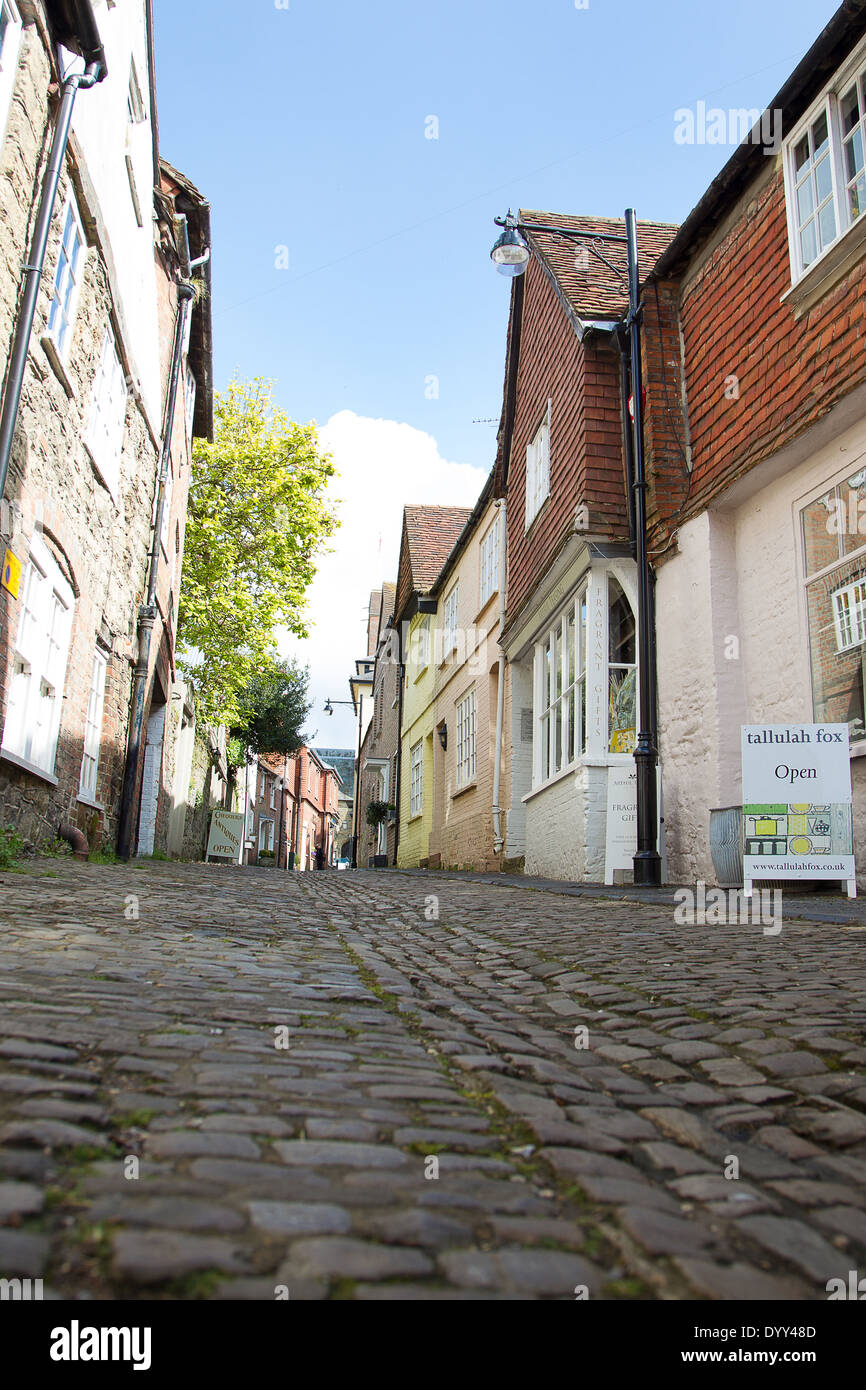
178 379 338 725
226 657 311 777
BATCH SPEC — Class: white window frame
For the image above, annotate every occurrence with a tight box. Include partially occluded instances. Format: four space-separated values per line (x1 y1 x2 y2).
270 779 277 809
1 534 75 779
534 586 586 787
0 0 22 152
480 515 500 607
409 739 423 817
85 324 128 499
258 817 274 852
127 57 146 124
525 399 551 530
79 649 107 801
832 577 866 651
455 688 477 789
46 196 86 361
443 584 459 654
530 571 637 789
783 38 866 283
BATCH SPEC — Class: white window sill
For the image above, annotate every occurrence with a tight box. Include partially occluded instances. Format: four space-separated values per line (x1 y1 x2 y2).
782 211 866 315
40 335 76 399
476 591 499 624
523 752 636 803
452 779 477 800
0 747 59 785
77 791 104 811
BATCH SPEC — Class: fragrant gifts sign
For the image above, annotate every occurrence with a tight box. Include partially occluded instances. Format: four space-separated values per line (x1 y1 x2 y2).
741 724 855 896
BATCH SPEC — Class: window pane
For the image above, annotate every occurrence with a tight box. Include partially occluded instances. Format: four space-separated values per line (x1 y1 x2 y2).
578 594 587 675
802 490 841 574
543 639 551 710
609 668 637 753
815 152 833 205
807 554 866 741
842 468 866 556
578 679 586 755
800 219 818 267
567 687 575 764
554 697 562 773
609 577 635 665
566 609 575 687
841 84 861 135
796 178 815 224
845 127 864 181
794 135 810 178
813 111 829 156
554 627 562 699
818 196 837 249
850 171 866 221
542 712 550 780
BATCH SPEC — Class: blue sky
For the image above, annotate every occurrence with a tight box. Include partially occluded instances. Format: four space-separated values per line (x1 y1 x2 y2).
152 0 842 745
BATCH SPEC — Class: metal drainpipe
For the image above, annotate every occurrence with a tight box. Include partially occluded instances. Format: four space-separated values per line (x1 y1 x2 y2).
0 58 105 499
116 278 195 858
492 499 508 855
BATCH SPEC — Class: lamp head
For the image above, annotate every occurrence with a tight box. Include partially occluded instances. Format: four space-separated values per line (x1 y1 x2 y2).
491 210 530 277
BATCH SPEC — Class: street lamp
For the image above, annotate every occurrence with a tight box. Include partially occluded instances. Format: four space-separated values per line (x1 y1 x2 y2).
490 211 531 277
490 208 661 887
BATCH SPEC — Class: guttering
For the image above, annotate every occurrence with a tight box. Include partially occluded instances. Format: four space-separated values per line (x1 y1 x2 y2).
0 9 106 500
491 498 507 856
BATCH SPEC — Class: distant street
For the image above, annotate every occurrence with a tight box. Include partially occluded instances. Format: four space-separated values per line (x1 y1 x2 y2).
1 860 865 1300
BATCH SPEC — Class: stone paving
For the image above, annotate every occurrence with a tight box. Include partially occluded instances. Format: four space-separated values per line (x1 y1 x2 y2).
0 859 865 1301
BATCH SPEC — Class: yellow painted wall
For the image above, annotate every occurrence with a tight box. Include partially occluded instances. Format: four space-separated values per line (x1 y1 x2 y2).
398 610 437 866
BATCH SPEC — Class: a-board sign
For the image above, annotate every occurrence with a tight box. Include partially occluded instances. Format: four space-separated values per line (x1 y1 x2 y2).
741 724 855 896
206 809 245 862
604 764 665 884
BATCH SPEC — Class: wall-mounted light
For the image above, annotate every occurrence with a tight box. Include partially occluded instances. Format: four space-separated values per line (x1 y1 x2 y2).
438 724 447 752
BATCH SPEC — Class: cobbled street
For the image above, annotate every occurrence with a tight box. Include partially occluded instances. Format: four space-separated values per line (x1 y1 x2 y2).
1 860 866 1302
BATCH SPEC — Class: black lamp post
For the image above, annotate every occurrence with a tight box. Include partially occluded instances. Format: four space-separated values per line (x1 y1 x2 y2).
491 209 661 887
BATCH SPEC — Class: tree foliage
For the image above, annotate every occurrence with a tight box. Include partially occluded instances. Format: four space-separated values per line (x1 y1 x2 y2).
226 658 311 772
178 379 338 725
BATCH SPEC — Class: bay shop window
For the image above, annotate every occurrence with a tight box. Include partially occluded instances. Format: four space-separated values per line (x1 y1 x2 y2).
532 570 637 787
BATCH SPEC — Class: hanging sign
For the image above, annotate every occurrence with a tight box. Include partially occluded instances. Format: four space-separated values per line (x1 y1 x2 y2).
741 724 855 895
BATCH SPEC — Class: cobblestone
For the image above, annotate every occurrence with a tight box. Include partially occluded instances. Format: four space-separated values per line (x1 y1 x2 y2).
0 859 865 1300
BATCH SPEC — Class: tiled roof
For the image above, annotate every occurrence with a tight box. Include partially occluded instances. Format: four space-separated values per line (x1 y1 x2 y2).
381 582 397 622
520 209 678 321
404 506 473 593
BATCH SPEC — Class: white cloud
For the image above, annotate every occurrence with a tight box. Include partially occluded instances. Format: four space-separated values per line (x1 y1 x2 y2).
280 410 487 749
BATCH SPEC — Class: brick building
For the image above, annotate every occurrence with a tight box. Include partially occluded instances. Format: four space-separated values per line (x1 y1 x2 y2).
640 0 866 885
426 473 510 871
243 745 340 870
491 212 674 880
0 2 212 855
